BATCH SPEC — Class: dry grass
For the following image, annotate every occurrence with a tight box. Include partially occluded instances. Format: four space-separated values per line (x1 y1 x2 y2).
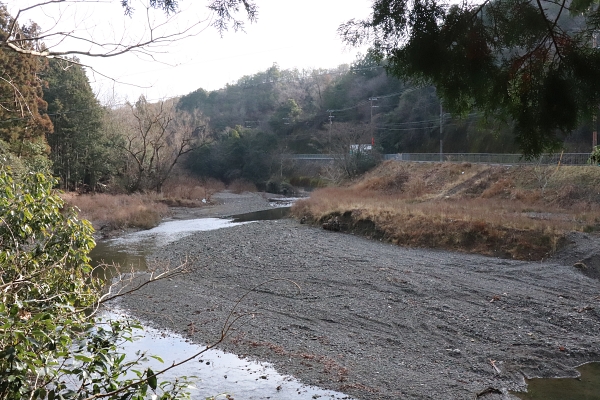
62 192 169 231
62 174 232 233
292 162 600 260
228 179 257 194
160 175 225 205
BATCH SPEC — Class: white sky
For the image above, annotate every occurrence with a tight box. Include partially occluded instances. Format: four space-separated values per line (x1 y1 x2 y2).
10 0 372 104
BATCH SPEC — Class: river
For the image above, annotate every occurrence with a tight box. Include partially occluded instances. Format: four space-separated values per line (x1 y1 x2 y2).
92 198 600 399
92 209 355 400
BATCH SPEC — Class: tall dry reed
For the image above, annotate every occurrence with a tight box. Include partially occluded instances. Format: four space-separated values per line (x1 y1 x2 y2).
62 193 169 230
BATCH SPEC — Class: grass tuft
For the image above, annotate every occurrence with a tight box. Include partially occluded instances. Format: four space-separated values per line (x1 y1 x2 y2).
161 175 225 204
228 179 258 194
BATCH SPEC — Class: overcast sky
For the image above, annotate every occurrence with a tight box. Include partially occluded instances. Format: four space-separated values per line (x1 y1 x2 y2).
11 0 372 104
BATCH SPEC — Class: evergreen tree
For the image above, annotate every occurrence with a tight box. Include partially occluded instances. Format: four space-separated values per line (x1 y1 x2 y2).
0 5 52 174
340 0 600 156
43 58 110 191
269 99 302 135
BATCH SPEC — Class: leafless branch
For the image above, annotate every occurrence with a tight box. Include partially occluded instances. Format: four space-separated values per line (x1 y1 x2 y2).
82 276 299 400
96 257 190 305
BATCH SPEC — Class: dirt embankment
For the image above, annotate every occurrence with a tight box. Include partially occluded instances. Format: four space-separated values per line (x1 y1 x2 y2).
117 192 600 400
292 162 600 261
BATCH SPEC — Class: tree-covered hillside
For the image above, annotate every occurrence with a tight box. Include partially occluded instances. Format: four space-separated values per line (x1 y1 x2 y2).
177 53 595 185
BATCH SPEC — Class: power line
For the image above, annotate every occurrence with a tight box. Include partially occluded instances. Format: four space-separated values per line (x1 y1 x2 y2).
325 88 424 114
373 112 484 133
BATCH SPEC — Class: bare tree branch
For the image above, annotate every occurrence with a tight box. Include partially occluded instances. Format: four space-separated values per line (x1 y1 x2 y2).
0 0 257 94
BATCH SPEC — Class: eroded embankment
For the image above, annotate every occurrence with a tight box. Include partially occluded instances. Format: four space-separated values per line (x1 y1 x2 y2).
291 162 600 261
311 209 566 261
118 218 600 400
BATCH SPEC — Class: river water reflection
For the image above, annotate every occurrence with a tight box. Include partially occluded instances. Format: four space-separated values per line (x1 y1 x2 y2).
104 309 353 400
93 208 354 399
91 218 255 272
513 362 600 400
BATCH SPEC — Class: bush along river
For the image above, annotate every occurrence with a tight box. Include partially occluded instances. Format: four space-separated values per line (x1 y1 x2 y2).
91 208 356 400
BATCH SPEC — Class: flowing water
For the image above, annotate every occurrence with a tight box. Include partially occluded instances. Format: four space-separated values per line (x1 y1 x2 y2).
103 309 352 400
92 208 354 400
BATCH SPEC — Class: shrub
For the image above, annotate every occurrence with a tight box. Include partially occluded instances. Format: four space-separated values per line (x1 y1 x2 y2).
0 169 189 399
588 146 600 165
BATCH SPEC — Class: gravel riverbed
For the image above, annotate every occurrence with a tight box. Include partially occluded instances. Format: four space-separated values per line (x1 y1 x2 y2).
168 192 284 219
117 193 600 400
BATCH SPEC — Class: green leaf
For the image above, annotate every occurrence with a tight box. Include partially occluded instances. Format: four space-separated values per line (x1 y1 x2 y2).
150 355 164 363
147 368 157 390
74 354 94 363
570 0 596 13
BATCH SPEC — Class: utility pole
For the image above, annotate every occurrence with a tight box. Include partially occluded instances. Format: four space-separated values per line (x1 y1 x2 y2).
369 97 379 148
594 116 597 149
440 104 444 162
594 34 598 149
327 110 334 153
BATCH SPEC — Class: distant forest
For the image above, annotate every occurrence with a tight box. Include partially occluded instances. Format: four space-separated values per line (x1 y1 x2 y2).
177 56 594 184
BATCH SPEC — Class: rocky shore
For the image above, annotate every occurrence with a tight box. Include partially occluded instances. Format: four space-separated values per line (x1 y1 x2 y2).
117 192 600 400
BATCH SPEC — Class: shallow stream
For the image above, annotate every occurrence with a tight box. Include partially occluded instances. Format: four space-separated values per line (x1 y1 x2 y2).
92 208 353 400
513 362 600 400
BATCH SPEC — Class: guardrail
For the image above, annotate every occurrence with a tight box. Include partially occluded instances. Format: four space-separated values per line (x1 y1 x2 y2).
286 153 592 165
285 154 336 160
383 153 591 165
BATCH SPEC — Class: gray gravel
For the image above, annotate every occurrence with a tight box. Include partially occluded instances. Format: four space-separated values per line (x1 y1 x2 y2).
168 191 277 219
117 194 600 400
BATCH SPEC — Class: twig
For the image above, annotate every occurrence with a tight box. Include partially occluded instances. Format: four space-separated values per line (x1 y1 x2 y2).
489 359 501 374
83 277 300 399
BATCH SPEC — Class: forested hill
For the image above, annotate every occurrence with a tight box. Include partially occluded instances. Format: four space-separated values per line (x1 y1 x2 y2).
177 57 593 158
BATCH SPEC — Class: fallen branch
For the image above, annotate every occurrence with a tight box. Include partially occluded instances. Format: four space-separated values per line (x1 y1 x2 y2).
489 359 501 374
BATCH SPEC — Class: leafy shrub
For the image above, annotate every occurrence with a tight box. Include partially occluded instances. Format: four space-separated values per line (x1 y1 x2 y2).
0 169 188 399
588 146 600 165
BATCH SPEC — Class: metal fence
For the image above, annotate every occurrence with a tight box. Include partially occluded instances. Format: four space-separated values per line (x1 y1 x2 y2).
383 153 592 165
285 154 335 160
287 153 593 165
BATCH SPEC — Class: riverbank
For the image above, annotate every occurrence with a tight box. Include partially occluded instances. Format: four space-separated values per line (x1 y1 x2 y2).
167 191 279 219
115 194 600 400
292 162 600 261
63 190 276 238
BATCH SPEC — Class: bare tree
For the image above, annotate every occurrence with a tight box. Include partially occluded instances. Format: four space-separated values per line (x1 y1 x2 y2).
118 96 208 192
0 0 257 173
321 121 378 181
2 0 257 71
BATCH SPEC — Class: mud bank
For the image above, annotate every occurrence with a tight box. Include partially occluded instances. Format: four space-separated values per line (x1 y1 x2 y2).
117 198 600 399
